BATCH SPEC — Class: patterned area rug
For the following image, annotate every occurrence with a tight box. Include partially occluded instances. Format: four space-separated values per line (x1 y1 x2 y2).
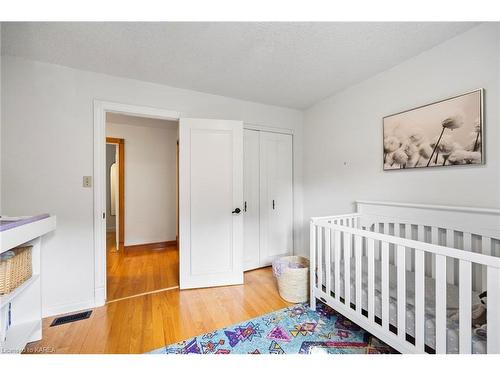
150 303 398 354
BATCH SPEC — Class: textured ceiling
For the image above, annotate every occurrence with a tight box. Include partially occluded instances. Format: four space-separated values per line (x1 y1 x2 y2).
2 22 478 109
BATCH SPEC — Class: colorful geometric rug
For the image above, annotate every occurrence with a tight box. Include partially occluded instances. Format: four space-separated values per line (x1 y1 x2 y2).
149 303 398 354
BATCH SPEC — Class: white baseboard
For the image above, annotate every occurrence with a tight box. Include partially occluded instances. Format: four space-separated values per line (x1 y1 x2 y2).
42 299 96 318
94 287 106 308
125 237 177 247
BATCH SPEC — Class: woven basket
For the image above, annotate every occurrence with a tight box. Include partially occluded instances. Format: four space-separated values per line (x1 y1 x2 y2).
273 256 309 303
0 246 33 295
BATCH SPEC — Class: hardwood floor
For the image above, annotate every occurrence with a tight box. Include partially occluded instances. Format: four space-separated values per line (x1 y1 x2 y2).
25 267 290 354
106 232 179 301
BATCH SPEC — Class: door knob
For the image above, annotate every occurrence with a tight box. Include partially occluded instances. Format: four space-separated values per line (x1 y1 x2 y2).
232 208 241 214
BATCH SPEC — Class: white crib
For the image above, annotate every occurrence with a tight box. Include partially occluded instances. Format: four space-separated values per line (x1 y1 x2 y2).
309 201 500 354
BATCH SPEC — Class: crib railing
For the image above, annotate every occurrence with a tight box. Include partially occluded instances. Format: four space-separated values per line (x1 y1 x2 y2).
310 214 500 354
361 220 499 292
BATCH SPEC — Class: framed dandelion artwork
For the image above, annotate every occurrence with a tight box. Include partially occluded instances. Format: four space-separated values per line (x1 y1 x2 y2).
383 89 484 170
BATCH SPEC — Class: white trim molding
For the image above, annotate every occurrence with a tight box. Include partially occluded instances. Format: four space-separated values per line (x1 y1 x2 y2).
93 100 180 307
244 122 294 135
42 299 95 319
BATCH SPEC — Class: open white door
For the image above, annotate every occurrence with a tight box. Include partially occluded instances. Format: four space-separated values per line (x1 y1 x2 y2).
179 118 244 289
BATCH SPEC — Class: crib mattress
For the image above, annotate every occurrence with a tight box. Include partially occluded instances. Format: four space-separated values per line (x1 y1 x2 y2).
319 257 486 353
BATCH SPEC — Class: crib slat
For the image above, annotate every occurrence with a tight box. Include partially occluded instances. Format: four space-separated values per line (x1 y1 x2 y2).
482 237 491 291
446 229 455 284
394 223 400 238
463 232 473 292
317 226 323 294
394 223 400 264
355 235 362 313
382 223 393 265
334 230 341 300
310 222 317 310
381 241 390 330
463 232 472 251
487 266 500 353
344 232 351 307
396 245 406 341
405 224 412 272
431 227 438 278
417 225 424 242
374 225 381 261
430 227 439 245
325 228 332 297
367 238 375 322
459 260 472 354
415 249 425 352
435 254 447 353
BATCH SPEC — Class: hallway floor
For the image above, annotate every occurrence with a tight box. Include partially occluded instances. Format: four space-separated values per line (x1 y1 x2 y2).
106 232 179 301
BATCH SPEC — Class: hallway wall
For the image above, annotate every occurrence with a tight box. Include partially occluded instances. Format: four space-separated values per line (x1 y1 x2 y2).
107 118 178 245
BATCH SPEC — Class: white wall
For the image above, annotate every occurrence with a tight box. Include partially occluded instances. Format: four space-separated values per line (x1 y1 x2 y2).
303 24 500 229
0 23 2 213
107 120 178 245
1 56 303 317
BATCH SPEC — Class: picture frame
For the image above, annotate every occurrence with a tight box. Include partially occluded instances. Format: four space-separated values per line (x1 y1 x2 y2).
383 88 484 170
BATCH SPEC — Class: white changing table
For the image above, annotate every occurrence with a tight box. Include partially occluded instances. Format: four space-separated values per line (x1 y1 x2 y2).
0 215 56 354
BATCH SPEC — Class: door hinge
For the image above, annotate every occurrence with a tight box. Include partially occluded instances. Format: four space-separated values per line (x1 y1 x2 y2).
272 200 275 210
244 201 247 212
103 212 106 219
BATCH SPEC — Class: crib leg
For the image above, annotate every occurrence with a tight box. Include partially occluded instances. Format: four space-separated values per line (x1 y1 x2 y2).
310 292 316 311
310 221 317 311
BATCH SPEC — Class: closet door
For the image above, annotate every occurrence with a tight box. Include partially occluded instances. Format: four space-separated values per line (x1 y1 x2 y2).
259 131 293 265
243 130 260 271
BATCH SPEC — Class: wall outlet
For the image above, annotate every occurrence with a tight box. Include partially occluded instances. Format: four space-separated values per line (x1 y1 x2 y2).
83 176 92 188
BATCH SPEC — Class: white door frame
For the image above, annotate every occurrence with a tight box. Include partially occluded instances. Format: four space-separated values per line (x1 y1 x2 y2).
93 100 180 307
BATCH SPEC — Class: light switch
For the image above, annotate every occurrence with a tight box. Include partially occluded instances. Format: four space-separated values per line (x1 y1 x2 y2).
83 176 92 188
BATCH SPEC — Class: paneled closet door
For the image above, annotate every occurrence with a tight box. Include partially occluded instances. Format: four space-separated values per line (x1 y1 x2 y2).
259 131 293 265
243 129 260 271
